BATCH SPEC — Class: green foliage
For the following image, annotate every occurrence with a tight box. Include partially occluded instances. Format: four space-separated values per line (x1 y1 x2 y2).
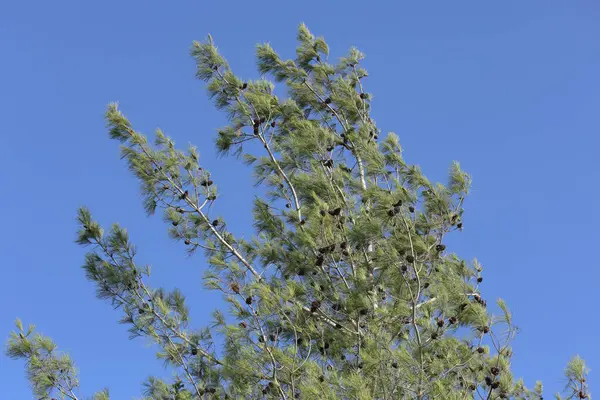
5 320 91 400
6 24 590 400
555 356 591 400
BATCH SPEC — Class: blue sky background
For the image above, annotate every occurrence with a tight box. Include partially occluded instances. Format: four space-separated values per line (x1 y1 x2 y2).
1 1 599 398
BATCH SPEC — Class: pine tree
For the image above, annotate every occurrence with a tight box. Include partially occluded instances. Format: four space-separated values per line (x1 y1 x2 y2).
6 24 591 400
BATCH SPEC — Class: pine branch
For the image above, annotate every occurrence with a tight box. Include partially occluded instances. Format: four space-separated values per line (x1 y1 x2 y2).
213 67 303 224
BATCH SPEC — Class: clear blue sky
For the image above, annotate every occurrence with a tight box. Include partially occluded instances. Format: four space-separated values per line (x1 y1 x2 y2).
1 1 599 398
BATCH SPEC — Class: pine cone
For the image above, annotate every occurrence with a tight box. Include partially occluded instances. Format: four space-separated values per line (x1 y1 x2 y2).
328 207 342 216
